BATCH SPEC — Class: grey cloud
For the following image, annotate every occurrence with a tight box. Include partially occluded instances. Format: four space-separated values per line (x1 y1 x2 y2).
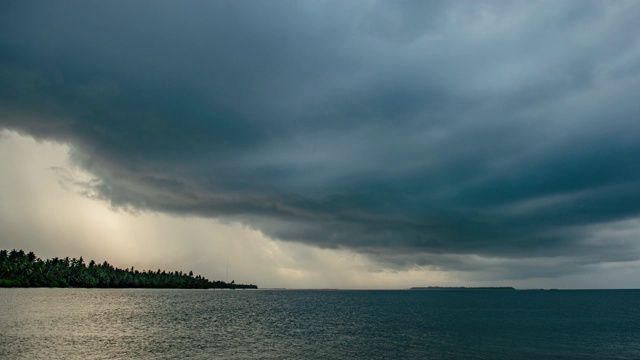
2 1 640 279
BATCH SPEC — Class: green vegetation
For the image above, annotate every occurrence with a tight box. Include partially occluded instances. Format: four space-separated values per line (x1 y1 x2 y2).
0 249 257 289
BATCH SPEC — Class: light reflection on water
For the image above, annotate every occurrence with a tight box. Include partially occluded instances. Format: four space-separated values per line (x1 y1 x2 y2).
1 288 639 359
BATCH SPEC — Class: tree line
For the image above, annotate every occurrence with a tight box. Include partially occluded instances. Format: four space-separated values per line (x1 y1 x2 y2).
0 249 257 289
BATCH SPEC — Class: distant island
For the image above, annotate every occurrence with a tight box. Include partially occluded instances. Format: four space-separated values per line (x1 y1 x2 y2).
410 286 516 291
0 249 257 289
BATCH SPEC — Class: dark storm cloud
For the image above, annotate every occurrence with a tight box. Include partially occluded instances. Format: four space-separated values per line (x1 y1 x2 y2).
2 1 640 275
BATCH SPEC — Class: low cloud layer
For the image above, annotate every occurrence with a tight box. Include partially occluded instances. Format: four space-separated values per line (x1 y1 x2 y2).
2 1 640 280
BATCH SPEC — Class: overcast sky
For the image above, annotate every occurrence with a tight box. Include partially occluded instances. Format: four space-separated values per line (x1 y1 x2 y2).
1 1 640 289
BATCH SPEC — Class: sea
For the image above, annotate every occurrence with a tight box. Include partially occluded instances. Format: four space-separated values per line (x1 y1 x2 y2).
1 288 639 359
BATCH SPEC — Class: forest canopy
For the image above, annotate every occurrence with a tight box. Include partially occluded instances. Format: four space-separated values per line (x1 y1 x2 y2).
0 249 257 289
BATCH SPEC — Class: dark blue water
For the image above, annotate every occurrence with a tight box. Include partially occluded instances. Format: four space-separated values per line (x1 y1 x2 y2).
1 289 639 359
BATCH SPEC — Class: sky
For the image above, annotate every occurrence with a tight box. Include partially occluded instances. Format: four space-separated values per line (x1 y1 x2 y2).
1 1 640 289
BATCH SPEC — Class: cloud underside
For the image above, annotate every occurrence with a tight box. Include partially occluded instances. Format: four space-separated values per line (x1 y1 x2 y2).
2 1 640 275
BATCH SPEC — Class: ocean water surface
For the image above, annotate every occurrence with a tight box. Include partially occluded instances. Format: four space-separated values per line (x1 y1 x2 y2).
1 288 639 359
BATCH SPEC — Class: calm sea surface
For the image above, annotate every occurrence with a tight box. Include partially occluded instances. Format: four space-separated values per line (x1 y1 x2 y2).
1 288 639 359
